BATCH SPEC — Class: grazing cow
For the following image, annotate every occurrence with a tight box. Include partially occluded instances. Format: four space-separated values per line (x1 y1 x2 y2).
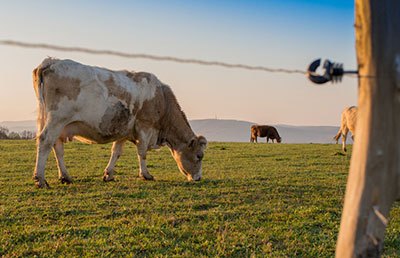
333 106 357 152
32 58 207 188
250 125 281 143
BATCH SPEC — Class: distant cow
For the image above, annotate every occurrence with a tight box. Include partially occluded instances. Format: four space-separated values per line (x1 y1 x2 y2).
32 58 207 188
334 106 357 152
250 125 281 143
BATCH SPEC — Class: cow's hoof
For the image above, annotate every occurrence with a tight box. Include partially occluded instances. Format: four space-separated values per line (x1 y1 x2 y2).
59 176 73 184
103 174 115 182
103 170 115 182
33 176 50 188
139 174 154 181
343 148 347 152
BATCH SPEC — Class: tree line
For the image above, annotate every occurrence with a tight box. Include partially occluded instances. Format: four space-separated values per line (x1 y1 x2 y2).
0 126 35 140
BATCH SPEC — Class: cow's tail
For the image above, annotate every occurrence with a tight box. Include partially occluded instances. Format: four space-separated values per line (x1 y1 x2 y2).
250 125 256 142
32 58 56 140
33 66 46 140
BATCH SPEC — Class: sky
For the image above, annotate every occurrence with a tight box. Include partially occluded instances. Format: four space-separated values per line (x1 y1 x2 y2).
0 0 357 126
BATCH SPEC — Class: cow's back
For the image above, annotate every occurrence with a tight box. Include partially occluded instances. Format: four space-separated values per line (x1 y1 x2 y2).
343 106 357 133
257 125 272 137
34 58 161 144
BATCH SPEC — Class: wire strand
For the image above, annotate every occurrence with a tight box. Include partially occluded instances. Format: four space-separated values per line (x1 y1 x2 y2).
0 39 306 74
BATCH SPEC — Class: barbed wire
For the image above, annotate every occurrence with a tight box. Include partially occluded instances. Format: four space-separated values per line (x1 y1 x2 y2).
0 39 306 74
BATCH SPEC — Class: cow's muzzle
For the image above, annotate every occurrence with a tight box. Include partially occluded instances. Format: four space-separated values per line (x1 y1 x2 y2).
187 174 202 182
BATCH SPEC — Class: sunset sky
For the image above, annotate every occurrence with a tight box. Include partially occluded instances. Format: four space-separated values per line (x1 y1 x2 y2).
0 0 356 126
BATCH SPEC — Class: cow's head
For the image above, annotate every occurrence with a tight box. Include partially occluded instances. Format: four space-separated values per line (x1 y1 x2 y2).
171 135 207 181
277 136 282 143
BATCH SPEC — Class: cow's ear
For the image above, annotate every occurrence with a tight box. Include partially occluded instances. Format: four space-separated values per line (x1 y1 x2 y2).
198 135 207 148
188 136 207 149
188 137 196 149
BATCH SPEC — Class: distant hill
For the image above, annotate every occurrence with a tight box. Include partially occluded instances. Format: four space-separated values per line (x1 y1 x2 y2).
0 119 352 144
0 120 36 132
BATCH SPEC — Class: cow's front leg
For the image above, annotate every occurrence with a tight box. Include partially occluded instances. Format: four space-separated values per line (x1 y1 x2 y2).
103 140 126 182
135 127 158 180
53 139 72 184
137 148 154 180
135 138 154 180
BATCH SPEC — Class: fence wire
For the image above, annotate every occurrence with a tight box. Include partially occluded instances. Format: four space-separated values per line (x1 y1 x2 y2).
0 39 307 75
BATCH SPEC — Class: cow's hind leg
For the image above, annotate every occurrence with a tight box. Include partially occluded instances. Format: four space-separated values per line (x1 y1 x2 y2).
34 122 65 188
250 133 257 143
334 129 342 144
103 140 126 182
53 139 72 184
342 128 349 152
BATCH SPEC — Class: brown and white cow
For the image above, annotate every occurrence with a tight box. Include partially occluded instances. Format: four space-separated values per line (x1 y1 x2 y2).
333 106 357 152
32 58 207 188
250 125 281 143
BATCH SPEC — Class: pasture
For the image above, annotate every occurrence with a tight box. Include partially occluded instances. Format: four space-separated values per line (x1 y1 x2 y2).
0 140 399 257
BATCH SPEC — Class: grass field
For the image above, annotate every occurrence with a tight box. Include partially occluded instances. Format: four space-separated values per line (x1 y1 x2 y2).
0 140 399 257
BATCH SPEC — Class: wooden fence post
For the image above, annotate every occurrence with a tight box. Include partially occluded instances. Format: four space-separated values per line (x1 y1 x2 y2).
336 1 400 257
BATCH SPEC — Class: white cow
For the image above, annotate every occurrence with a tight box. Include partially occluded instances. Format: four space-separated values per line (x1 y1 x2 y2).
32 58 207 188
334 106 357 152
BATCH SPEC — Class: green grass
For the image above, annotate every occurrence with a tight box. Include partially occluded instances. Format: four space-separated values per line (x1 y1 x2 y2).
0 140 399 257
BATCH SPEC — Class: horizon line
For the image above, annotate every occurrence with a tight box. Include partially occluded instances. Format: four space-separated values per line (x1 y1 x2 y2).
0 118 340 128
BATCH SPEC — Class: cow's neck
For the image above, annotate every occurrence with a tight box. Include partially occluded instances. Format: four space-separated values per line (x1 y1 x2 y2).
159 85 195 151
163 118 194 151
